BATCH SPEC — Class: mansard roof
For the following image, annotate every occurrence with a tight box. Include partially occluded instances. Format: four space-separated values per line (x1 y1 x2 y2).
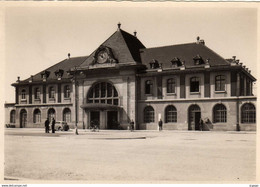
15 56 88 85
79 28 145 67
140 42 230 69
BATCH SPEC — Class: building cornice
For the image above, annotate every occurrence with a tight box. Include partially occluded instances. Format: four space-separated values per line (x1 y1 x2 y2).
138 96 257 103
14 103 73 107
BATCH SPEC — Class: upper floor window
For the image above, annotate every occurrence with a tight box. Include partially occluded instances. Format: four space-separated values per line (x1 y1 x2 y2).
190 77 200 93
215 75 226 91
167 78 176 93
87 82 119 105
165 105 177 123
34 87 40 99
241 103 256 123
144 106 154 123
10 110 16 123
145 80 153 94
64 85 71 98
21 89 26 99
49 86 55 99
213 104 227 123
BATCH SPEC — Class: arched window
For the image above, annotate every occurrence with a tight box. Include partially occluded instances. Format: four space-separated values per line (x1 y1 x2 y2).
21 89 26 99
165 105 177 123
87 82 119 105
145 80 153 94
215 75 226 91
63 108 71 122
213 104 227 123
10 110 16 123
48 108 55 120
33 109 41 123
144 106 154 123
190 77 200 93
34 87 40 99
167 78 176 93
241 103 256 123
64 85 71 98
49 86 55 98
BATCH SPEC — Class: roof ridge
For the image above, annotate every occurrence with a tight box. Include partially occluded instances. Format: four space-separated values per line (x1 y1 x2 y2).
143 42 197 51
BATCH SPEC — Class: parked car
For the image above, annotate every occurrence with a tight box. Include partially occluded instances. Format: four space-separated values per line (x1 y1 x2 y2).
49 121 70 131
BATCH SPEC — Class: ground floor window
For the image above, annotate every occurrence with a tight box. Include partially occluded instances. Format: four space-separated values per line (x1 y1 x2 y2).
213 104 227 123
165 105 177 123
48 108 55 120
241 103 256 123
33 109 41 123
144 106 154 123
63 108 71 122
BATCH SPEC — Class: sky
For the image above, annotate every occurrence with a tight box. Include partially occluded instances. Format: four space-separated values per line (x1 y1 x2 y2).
2 2 258 103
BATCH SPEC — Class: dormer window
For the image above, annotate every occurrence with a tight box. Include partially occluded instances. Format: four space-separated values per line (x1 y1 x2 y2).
171 57 183 68
149 59 160 69
55 69 64 80
41 70 50 81
21 89 26 99
193 54 204 65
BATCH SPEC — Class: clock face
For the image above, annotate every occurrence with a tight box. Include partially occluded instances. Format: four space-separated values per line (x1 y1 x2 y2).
97 51 108 64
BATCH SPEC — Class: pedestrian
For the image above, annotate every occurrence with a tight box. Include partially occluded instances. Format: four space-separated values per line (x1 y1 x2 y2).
199 118 203 131
45 118 50 133
51 117 56 133
158 119 163 131
130 119 134 132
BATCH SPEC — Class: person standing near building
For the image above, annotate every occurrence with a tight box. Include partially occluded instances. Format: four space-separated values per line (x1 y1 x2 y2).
130 119 134 132
51 118 56 133
158 119 163 131
45 118 50 133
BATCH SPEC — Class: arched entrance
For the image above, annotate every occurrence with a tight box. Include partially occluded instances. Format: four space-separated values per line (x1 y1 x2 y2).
48 108 56 120
20 109 27 128
82 82 120 129
188 104 201 130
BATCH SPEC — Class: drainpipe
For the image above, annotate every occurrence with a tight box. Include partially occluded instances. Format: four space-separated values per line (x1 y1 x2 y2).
74 66 79 135
236 72 240 131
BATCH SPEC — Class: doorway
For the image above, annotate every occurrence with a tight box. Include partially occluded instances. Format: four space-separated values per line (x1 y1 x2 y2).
188 105 201 130
90 111 100 126
20 109 27 128
107 111 118 129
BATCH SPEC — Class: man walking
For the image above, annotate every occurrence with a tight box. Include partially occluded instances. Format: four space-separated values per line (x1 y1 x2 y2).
158 119 163 131
45 118 50 133
51 117 56 133
130 119 134 132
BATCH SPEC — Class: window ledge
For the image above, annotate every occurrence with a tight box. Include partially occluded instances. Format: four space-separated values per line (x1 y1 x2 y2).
190 92 201 95
166 93 176 96
215 90 227 93
49 98 56 101
145 94 153 96
34 98 41 101
64 97 71 100
21 99 27 101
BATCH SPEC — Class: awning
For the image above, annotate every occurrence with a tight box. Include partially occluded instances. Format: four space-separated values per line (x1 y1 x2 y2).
80 103 121 110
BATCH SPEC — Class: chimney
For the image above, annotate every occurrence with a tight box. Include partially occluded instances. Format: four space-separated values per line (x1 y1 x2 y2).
29 75 33 83
17 76 20 83
68 53 70 59
196 36 200 44
134 30 137 37
232 56 236 61
117 22 121 30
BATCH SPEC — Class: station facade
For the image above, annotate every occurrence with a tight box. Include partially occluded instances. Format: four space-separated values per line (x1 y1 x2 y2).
5 24 257 131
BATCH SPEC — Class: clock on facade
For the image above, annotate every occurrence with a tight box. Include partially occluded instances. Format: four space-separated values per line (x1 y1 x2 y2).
97 50 109 64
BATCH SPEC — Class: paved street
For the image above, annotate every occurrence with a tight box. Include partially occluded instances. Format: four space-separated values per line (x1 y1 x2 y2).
4 128 256 182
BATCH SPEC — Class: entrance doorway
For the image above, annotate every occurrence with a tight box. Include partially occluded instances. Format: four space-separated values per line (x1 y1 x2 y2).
20 109 27 128
107 111 118 129
188 105 201 130
90 111 100 127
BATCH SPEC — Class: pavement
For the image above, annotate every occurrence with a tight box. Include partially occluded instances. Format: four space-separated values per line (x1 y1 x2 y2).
4 128 256 182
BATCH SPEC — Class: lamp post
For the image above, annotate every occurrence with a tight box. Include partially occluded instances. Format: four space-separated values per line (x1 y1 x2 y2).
68 66 79 135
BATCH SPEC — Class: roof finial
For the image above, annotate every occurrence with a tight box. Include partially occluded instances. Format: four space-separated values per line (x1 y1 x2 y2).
196 36 200 44
117 22 121 30
68 53 70 59
134 30 137 37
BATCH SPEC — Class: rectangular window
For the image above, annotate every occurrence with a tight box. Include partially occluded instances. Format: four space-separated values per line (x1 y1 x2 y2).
190 77 200 93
